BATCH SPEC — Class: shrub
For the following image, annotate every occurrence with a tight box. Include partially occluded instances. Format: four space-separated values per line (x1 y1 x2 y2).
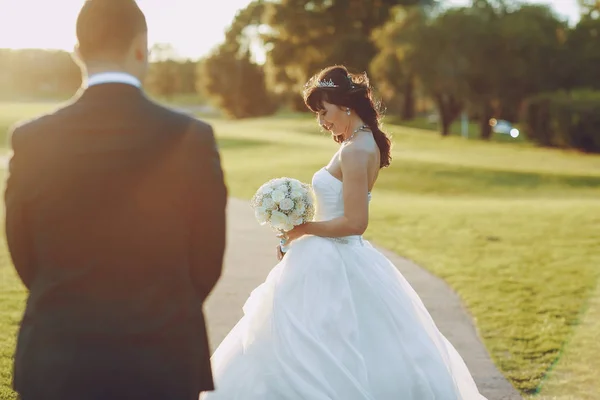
523 90 600 153
200 49 277 119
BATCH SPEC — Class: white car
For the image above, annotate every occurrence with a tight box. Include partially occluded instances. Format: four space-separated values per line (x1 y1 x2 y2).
489 118 520 138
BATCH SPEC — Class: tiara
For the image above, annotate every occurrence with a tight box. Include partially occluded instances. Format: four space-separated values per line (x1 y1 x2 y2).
317 78 338 88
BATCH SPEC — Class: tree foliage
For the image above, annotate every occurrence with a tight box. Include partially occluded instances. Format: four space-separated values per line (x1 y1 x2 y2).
370 5 434 120
199 1 276 118
0 49 80 100
260 0 424 108
145 44 199 99
372 0 566 138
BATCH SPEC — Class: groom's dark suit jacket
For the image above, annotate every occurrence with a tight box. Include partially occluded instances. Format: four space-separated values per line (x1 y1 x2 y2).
4 82 227 399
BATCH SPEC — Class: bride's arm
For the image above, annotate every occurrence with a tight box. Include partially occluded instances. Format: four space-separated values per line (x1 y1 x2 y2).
293 144 370 240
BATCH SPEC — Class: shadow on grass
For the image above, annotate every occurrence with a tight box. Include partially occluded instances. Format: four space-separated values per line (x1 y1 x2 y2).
378 159 600 197
0 127 270 152
216 137 269 150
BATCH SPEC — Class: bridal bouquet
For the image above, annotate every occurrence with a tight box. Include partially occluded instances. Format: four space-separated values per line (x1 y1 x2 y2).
250 177 315 235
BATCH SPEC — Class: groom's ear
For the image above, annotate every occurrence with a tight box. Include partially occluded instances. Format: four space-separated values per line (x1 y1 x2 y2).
135 47 144 62
135 44 148 62
132 33 148 62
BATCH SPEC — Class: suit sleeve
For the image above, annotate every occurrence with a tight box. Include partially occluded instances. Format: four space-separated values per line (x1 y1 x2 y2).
4 126 35 289
189 124 228 301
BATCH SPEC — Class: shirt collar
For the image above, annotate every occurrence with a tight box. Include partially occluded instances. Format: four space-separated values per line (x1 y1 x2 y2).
86 72 141 88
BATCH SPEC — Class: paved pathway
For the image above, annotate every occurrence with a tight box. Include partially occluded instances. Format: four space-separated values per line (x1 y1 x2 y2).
204 198 522 400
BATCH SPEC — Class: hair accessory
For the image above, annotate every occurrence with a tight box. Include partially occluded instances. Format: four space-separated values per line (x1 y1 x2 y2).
347 75 355 89
317 78 338 88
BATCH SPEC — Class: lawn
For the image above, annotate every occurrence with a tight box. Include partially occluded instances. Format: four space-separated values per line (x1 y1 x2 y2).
0 102 599 398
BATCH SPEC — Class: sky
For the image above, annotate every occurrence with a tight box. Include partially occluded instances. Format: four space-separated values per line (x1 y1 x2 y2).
0 0 583 60
0 0 252 60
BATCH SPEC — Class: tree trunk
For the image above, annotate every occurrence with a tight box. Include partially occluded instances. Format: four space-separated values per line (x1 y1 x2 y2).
435 93 462 137
401 76 415 121
479 101 493 140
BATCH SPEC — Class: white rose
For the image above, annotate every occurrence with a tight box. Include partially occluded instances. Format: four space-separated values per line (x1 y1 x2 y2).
271 190 286 203
288 209 304 226
295 201 306 214
279 198 294 211
260 185 274 195
290 189 304 199
289 214 303 226
289 180 303 190
276 184 289 194
254 206 269 224
271 178 286 187
262 197 276 210
270 211 291 231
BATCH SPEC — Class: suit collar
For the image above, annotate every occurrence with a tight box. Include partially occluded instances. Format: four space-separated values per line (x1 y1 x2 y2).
73 80 146 104
86 72 142 89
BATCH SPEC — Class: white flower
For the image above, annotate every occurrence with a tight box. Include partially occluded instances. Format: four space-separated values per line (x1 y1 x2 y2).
289 214 303 226
279 198 294 211
262 197 276 210
288 208 305 226
260 185 274 195
270 210 291 231
271 190 286 203
254 206 269 224
276 184 289 194
290 189 304 199
271 178 286 187
295 201 306 214
289 180 304 190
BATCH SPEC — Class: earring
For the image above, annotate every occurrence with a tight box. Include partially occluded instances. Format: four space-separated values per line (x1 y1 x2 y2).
346 109 351 116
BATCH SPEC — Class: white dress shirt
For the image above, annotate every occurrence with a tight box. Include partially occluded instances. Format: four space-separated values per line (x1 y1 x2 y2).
86 72 141 88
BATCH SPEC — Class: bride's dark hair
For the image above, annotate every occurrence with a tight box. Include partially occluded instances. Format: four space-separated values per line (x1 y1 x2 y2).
303 65 392 168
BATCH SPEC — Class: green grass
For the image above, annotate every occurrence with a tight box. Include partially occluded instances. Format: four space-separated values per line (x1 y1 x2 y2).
1 102 600 398
0 170 23 398
531 284 600 400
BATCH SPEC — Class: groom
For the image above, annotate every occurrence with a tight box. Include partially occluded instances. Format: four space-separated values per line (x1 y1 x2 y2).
4 1 227 399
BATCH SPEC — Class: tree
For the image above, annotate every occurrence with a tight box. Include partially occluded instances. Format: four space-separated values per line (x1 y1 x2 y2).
578 0 600 18
0 49 80 99
562 15 600 90
494 4 567 121
370 3 437 120
201 49 276 118
402 8 468 136
398 0 564 139
199 2 276 118
262 0 425 108
145 44 183 99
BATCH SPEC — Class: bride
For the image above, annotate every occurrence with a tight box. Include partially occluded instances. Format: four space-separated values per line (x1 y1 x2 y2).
201 65 487 400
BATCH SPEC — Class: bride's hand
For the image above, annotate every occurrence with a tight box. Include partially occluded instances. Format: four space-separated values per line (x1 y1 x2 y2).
286 223 308 243
276 244 285 261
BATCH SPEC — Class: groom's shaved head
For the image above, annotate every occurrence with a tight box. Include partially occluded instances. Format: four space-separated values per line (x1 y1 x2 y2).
76 0 147 62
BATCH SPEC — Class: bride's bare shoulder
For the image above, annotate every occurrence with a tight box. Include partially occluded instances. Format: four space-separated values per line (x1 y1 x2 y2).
340 134 378 159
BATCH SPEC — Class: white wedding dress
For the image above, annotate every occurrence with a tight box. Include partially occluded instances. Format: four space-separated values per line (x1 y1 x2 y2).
201 167 488 400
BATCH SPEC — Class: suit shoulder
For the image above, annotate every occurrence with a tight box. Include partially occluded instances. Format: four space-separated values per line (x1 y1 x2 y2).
7 113 54 148
8 101 74 138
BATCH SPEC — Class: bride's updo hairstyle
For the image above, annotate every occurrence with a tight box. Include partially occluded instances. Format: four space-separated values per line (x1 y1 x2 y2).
303 65 392 168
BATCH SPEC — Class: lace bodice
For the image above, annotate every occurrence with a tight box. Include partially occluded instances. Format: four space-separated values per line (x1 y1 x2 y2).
311 167 372 222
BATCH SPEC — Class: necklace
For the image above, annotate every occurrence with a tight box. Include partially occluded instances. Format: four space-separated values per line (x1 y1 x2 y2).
342 124 369 144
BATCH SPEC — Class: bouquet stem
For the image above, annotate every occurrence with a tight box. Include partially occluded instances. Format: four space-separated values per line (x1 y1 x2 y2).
279 230 290 253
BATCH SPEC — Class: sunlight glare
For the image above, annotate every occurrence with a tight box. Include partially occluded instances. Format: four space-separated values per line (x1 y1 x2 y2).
0 0 254 59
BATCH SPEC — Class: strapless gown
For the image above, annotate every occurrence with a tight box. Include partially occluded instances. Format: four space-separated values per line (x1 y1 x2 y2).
201 167 488 399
